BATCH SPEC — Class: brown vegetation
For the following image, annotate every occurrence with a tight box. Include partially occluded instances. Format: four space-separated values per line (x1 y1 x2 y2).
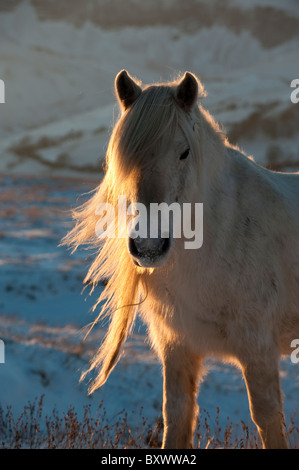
0 396 298 449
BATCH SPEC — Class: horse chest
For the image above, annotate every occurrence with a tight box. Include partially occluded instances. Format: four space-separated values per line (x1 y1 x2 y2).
178 308 230 354
153 281 231 355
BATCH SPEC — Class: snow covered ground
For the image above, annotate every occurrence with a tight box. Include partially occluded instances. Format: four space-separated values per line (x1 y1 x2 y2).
0 0 298 448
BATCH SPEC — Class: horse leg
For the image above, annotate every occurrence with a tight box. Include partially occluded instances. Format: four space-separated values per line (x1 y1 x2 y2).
161 344 203 449
241 357 288 449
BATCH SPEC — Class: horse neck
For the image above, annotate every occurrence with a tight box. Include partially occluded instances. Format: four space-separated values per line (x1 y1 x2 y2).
194 105 229 199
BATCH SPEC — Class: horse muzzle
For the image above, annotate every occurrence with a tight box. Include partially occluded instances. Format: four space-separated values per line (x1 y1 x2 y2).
128 234 172 268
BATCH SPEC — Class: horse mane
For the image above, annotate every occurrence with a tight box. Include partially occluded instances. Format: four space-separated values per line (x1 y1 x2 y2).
61 73 222 394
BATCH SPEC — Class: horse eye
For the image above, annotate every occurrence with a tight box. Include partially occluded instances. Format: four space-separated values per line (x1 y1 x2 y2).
179 148 190 160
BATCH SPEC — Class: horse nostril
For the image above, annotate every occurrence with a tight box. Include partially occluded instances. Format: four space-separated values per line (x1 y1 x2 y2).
129 236 139 257
128 236 170 258
160 237 170 253
134 236 143 248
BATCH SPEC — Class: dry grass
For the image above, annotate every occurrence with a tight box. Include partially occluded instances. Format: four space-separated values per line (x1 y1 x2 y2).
0 396 162 449
0 396 298 449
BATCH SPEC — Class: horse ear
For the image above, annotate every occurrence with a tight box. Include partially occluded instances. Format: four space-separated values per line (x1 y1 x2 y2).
115 70 142 111
175 72 201 111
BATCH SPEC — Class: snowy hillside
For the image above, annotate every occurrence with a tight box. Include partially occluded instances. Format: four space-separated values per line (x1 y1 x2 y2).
0 0 298 177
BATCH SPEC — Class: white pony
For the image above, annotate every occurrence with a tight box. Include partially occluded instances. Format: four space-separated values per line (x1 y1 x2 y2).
63 70 299 449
